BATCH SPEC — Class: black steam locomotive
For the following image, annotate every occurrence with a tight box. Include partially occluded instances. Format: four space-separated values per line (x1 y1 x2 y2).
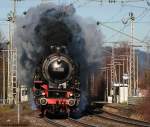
32 45 80 117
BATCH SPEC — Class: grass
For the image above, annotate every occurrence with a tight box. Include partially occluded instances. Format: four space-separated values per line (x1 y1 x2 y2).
21 102 34 115
0 104 15 113
0 102 32 126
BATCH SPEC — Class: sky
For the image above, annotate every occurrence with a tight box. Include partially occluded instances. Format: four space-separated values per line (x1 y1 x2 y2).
0 0 150 49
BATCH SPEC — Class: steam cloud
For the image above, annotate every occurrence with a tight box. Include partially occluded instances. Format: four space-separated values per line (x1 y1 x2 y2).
15 3 103 111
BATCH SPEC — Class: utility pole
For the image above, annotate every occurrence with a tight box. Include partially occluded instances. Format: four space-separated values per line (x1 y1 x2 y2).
6 0 20 124
98 67 110 102
129 12 136 96
111 44 120 102
6 0 17 104
111 46 115 101
12 1 19 124
136 56 138 95
2 51 5 104
106 69 109 101
13 0 20 124
146 44 150 66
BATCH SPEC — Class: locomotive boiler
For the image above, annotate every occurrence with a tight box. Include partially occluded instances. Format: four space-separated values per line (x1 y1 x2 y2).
32 45 80 117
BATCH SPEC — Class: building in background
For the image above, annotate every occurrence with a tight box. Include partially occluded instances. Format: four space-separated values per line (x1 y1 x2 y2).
20 85 28 102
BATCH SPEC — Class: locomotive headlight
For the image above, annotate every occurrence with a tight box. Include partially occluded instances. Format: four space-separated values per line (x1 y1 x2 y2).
42 92 45 96
39 98 47 105
69 93 73 97
68 99 75 106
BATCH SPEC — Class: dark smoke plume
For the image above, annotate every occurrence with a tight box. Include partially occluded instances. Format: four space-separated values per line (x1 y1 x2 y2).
15 3 103 111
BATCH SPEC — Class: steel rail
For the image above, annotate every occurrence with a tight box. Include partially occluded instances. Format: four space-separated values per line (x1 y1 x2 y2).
104 104 130 110
68 117 97 127
102 110 150 127
45 117 97 127
44 118 67 127
94 110 150 127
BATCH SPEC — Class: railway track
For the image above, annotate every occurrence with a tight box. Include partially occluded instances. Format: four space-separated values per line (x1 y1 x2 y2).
68 117 97 127
93 110 150 127
104 104 130 111
44 117 97 127
44 118 66 127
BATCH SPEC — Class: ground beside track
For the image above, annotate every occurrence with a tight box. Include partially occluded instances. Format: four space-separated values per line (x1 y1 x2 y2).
0 109 57 127
0 104 56 127
0 103 149 127
103 103 146 122
79 115 136 127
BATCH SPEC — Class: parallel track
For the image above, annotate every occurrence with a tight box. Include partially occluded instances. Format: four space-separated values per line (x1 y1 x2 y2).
44 117 97 127
44 109 150 127
104 104 131 112
44 118 67 127
93 110 150 127
68 117 97 127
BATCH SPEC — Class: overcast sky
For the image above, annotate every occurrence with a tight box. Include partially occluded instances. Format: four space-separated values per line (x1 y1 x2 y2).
0 0 150 48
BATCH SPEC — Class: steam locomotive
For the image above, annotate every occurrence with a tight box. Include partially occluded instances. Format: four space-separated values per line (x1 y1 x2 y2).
32 45 80 117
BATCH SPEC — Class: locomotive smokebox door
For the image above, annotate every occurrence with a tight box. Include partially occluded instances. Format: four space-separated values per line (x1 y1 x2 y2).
42 54 74 84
